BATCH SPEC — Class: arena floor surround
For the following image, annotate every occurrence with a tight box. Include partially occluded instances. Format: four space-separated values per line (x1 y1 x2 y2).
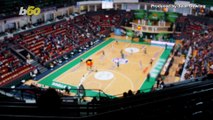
38 38 172 98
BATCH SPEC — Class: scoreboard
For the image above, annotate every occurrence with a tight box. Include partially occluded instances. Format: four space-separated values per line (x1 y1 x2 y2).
102 0 113 9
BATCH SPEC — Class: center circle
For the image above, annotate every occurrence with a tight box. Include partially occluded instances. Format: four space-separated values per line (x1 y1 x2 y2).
94 71 114 81
125 47 139 53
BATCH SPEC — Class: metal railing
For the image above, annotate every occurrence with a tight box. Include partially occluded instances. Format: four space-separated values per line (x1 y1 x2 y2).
0 87 110 102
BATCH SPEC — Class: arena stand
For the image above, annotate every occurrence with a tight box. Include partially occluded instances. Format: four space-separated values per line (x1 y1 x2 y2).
13 20 92 68
0 44 35 87
83 10 132 36
178 17 213 80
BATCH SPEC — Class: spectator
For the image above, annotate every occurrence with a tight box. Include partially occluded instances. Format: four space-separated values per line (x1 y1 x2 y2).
180 19 213 80
156 77 161 88
91 97 98 104
127 90 134 96
136 90 141 95
147 73 150 82
65 86 70 94
160 80 165 89
37 88 61 111
123 92 128 98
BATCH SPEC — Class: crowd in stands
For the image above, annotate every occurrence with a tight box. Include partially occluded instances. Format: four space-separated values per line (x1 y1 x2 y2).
0 41 34 87
13 20 95 67
175 16 187 32
74 15 99 34
180 18 213 79
122 12 133 26
16 21 68 64
11 11 129 68
85 11 133 35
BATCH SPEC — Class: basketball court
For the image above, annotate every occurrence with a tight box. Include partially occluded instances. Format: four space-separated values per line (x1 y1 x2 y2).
38 38 172 98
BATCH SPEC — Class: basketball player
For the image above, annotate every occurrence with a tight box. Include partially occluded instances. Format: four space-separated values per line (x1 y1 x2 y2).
79 75 86 86
150 58 153 65
116 60 120 68
131 35 134 43
110 43 115 51
130 48 133 55
140 46 144 52
139 60 143 69
116 40 118 44
86 58 92 71
147 73 150 82
144 47 147 54
120 49 125 59
121 53 125 59
80 58 84 62
102 50 105 56
89 62 93 70
120 49 123 54
126 35 128 39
